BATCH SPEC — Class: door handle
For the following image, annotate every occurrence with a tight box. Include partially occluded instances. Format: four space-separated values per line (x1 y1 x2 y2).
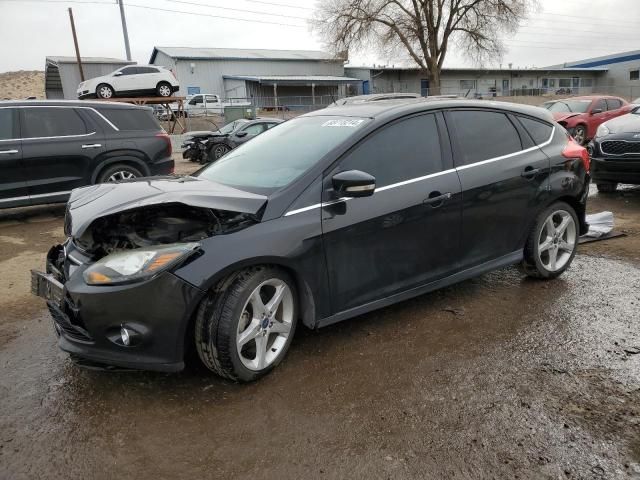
521 166 540 179
423 191 452 208
81 144 102 149
0 149 18 155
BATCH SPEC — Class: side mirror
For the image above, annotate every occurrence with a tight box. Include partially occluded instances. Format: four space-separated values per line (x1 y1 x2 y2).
332 170 376 198
591 108 603 114
235 131 248 138
113 71 123 76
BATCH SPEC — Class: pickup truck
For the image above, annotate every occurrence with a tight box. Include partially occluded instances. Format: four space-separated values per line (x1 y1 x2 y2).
168 94 251 117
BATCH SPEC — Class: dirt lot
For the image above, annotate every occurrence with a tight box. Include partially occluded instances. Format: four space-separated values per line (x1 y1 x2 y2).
0 160 639 479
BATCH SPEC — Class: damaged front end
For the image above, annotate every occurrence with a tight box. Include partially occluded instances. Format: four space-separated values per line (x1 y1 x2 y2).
31 177 268 371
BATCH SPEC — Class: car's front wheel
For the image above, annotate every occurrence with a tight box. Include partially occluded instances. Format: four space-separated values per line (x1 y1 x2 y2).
522 202 579 279
208 143 231 162
195 267 298 382
96 84 114 99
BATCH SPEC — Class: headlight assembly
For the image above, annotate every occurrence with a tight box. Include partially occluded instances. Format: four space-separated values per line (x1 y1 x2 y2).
83 243 199 286
595 124 610 138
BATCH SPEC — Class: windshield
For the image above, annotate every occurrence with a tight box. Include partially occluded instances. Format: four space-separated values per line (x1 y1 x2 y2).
547 100 591 113
196 116 370 192
219 120 247 134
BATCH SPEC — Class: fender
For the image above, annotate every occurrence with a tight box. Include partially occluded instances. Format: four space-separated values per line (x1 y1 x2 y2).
91 151 151 183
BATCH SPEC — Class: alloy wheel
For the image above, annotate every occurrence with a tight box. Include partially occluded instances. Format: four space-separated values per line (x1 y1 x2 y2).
573 127 585 145
236 279 294 371
213 145 229 159
99 86 113 99
107 170 137 182
537 210 576 272
158 85 171 97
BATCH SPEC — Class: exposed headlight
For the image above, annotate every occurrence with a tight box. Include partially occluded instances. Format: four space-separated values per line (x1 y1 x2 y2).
83 243 199 285
595 124 610 138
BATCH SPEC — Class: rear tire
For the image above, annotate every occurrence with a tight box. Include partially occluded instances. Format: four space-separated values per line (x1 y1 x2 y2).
97 163 143 183
156 82 173 97
597 182 618 193
195 267 298 382
96 83 114 99
521 201 579 279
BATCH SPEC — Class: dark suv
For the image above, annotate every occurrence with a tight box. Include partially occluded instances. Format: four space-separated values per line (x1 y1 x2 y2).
0 100 173 209
32 99 590 382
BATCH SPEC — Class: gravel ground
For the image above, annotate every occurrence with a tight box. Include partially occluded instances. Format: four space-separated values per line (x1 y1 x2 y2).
0 168 639 479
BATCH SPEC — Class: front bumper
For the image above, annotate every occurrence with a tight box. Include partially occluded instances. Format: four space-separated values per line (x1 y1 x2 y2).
32 244 204 372
590 156 640 184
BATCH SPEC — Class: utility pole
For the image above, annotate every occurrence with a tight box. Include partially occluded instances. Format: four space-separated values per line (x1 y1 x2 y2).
118 0 132 61
68 8 84 81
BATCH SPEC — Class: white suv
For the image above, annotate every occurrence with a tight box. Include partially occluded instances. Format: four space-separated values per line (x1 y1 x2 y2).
77 65 179 100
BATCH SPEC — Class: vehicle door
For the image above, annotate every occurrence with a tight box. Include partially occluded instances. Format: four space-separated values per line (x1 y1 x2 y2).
135 66 160 93
587 98 608 138
321 113 462 313
446 109 551 269
20 106 105 201
187 95 205 116
0 107 29 207
204 95 221 116
232 123 267 146
111 66 140 94
605 98 625 121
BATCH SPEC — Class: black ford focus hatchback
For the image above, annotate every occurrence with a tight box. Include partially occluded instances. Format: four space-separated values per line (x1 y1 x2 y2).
32 99 590 382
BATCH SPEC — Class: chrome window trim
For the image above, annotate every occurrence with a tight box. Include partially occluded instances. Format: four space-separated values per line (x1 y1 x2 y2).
0 105 120 141
283 126 555 217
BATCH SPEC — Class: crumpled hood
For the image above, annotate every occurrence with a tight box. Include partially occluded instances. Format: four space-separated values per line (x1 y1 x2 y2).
552 112 582 122
66 176 267 237
600 113 640 134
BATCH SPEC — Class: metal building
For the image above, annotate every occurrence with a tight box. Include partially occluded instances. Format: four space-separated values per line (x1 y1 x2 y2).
149 47 361 106
45 56 134 99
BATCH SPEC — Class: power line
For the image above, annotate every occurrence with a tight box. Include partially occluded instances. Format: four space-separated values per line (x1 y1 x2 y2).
0 0 114 4
163 0 308 20
242 0 313 10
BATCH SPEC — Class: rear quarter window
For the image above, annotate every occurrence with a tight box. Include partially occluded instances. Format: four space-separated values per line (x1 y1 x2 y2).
517 116 553 145
97 108 161 131
448 110 522 166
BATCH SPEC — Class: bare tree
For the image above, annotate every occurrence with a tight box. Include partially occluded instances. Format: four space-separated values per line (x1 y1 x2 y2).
314 0 537 95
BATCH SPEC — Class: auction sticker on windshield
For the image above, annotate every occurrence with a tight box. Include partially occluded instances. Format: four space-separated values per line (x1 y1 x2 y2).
321 119 365 127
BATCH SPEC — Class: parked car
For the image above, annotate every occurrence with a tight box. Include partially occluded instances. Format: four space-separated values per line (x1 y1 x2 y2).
0 100 173 208
327 92 421 107
547 95 631 145
77 65 179 100
588 104 640 192
205 117 284 161
32 99 590 382
169 94 251 117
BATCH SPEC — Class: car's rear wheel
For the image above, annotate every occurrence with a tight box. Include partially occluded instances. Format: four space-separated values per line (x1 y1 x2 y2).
572 125 587 145
195 267 297 382
522 201 579 279
156 82 173 97
96 84 114 99
97 164 143 183
209 143 231 162
597 182 618 193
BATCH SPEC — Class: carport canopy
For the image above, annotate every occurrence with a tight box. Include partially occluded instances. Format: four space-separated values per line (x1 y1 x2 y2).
223 75 362 86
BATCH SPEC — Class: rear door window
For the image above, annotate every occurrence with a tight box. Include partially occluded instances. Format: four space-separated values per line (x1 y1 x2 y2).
448 110 522 166
517 116 553 145
97 108 160 131
0 108 18 140
21 107 88 138
338 113 442 187
592 99 607 112
606 98 622 110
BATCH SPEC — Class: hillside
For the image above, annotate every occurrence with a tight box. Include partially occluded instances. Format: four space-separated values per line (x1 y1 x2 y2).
0 70 45 99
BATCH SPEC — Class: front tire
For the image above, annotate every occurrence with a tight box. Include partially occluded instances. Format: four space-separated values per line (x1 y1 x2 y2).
208 143 231 162
156 82 173 97
522 202 579 279
597 182 618 193
96 83 114 99
195 267 298 382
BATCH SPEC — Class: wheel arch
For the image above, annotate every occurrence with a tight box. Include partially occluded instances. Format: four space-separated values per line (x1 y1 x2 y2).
95 82 115 95
91 155 151 183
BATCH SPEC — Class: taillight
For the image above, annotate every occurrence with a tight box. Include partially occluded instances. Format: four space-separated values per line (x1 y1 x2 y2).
562 137 590 173
156 132 172 156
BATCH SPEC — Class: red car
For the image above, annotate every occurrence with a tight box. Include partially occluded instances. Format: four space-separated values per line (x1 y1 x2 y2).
546 95 631 145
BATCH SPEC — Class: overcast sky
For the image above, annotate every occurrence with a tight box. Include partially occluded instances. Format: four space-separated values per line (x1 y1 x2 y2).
0 0 638 72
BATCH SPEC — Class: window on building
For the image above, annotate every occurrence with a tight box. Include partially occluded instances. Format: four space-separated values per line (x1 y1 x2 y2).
339 114 443 187
459 80 476 90
448 110 522 166
581 78 593 87
558 79 571 88
542 78 549 87
549 79 556 87
631 70 640 81
22 107 88 138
